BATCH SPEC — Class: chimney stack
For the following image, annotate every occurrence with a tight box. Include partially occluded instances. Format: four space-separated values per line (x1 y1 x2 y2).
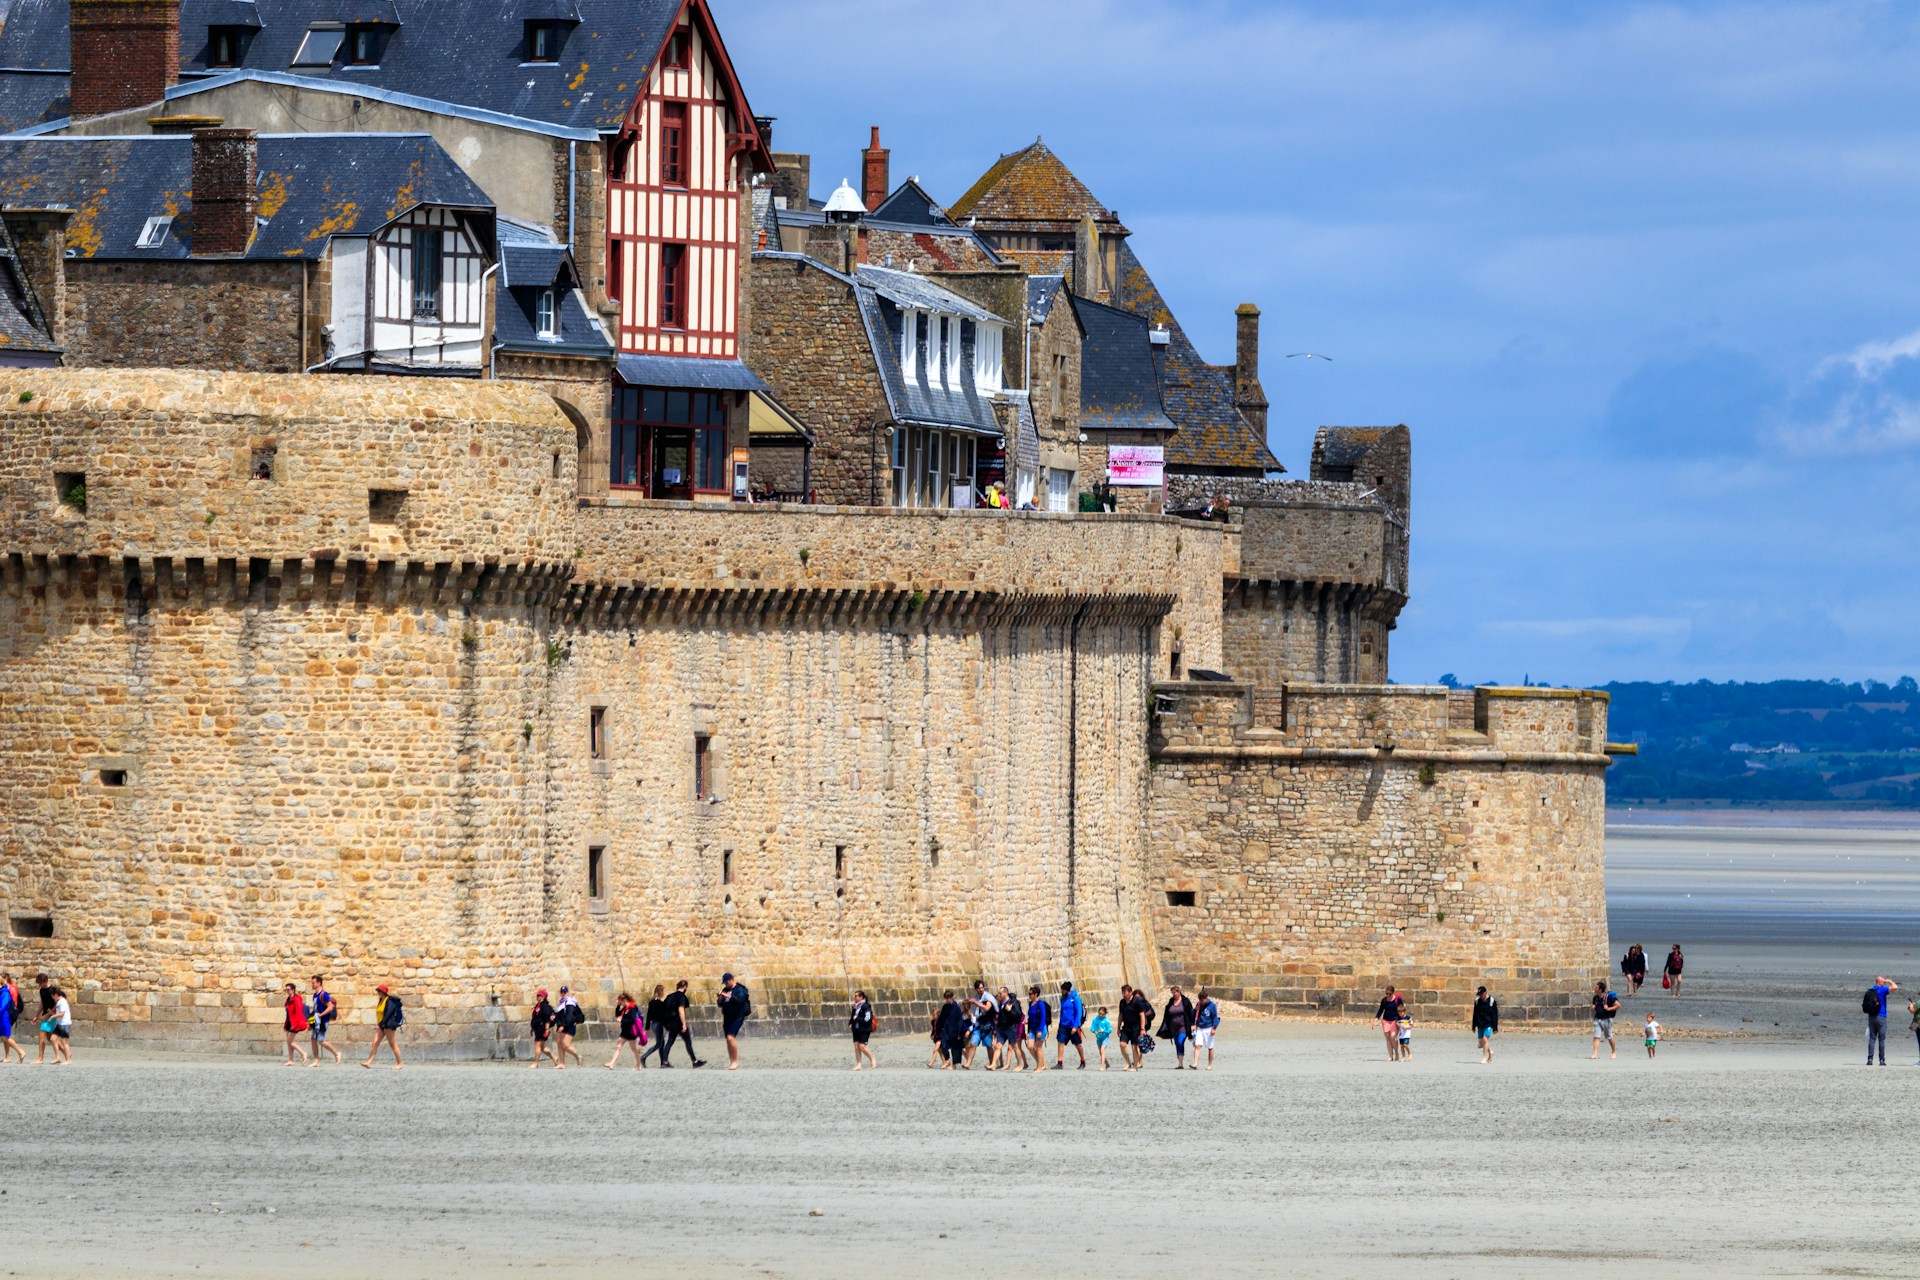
191 127 258 257
1234 303 1269 434
861 126 890 212
69 0 181 119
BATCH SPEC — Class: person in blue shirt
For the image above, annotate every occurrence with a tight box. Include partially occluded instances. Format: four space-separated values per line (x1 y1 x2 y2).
1866 976 1899 1066
1193 987 1222 1070
0 971 21 1063
1024 986 1051 1073
1053 980 1087 1070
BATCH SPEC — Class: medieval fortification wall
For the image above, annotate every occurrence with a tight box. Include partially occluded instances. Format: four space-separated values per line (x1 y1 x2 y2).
0 371 1609 1053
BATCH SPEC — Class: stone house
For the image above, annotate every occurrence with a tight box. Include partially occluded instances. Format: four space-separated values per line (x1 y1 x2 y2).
0 128 509 374
745 253 1010 508
0 0 788 504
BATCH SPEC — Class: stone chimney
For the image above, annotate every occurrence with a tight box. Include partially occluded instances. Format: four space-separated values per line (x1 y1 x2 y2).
69 0 181 119
1234 303 1269 434
861 126 890 213
190 127 258 257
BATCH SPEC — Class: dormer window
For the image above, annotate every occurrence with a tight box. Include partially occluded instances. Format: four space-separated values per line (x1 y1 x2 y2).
344 24 387 66
291 23 345 66
207 25 252 67
526 21 562 62
664 29 690 69
536 289 557 338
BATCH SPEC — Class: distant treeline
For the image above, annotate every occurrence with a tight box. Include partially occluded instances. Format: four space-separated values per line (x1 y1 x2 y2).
1458 677 1920 808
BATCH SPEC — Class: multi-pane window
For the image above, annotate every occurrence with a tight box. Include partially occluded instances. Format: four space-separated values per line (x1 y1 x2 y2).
411 228 443 319
536 289 557 338
913 313 929 376
694 734 712 800
664 29 690 68
610 387 730 495
661 103 688 186
659 243 687 328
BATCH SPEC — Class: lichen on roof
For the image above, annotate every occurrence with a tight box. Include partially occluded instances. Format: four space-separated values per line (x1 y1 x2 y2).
949 141 1126 232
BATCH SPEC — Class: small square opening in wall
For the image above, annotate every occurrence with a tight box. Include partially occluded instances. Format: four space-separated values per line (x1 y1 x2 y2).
368 488 408 525
54 471 86 512
9 915 52 939
1166 890 1196 908
99 769 128 788
587 846 606 902
251 447 276 481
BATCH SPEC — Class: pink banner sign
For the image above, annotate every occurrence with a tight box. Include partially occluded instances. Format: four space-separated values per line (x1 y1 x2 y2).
1108 445 1165 486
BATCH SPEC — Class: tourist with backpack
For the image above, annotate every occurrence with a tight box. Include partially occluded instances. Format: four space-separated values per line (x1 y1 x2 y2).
1054 980 1087 1070
1863 976 1898 1067
849 990 876 1071
1376 985 1408 1063
0 972 24 1063
995 987 1024 1070
362 984 404 1069
1663 945 1685 996
553 987 584 1067
1590 981 1622 1060
1025 985 1050 1072
281 982 311 1066
716 972 751 1070
1125 984 1156 1072
1193 987 1221 1070
1621 945 1648 996
605 992 646 1069
309 976 343 1065
1471 986 1499 1064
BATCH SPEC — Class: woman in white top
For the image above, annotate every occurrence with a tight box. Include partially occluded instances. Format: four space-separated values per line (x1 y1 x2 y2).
46 987 72 1065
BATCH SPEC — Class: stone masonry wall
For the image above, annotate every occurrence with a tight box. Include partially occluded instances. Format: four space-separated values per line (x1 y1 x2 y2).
63 261 312 374
1147 683 1612 1023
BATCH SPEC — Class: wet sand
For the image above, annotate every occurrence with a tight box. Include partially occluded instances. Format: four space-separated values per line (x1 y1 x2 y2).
6 815 1917 1279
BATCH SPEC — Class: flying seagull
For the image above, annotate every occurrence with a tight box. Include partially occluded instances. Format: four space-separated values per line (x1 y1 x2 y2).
1287 353 1334 361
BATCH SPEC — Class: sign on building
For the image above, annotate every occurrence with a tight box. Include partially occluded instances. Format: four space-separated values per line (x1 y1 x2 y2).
1108 445 1164 486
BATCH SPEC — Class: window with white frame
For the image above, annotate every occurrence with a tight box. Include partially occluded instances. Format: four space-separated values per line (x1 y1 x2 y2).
536 289 557 338
1048 468 1073 513
976 325 1003 392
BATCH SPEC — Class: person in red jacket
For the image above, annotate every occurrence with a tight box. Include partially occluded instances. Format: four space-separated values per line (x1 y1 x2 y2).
282 982 311 1066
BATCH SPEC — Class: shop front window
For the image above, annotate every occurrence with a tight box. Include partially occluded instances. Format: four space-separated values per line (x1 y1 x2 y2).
610 386 731 498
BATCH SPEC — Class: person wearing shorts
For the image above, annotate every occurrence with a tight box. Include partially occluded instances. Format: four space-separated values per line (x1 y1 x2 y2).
1643 1013 1661 1059
528 988 558 1069
1090 1008 1114 1071
1054 980 1087 1069
849 989 876 1071
1590 981 1621 1060
308 975 342 1065
281 982 311 1066
1025 986 1050 1073
606 992 645 1069
0 972 23 1063
964 981 994 1070
1471 986 1499 1064
1192 988 1220 1070
1375 985 1407 1063
45 986 72 1064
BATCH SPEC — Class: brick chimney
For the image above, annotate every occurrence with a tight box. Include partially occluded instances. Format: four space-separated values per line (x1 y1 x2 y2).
69 0 181 119
861 126 890 212
190 127 258 257
1234 303 1269 434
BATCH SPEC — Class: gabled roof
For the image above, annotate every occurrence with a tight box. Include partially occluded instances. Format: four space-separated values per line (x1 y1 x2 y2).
1027 275 1068 325
0 132 490 260
1073 294 1174 436
1113 241 1281 474
856 264 1003 326
869 178 952 228
492 224 611 356
0 0 769 148
948 140 1127 234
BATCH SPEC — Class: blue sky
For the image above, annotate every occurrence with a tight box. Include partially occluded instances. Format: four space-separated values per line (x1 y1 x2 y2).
722 0 1920 685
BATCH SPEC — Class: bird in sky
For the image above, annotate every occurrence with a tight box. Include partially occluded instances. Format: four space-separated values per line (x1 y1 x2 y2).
1287 353 1334 361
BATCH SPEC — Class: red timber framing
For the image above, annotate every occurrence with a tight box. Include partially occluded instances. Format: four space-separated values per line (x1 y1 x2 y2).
605 0 772 361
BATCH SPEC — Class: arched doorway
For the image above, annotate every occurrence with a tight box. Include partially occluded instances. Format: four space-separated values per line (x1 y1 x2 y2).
549 396 598 500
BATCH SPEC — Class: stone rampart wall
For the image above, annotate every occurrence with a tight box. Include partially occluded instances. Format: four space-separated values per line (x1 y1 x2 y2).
1147 683 1611 1023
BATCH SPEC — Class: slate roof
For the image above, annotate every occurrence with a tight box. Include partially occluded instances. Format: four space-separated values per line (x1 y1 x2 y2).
1027 274 1066 325
0 132 490 260
0 213 60 358
769 203 1002 266
0 70 69 133
615 353 770 394
856 263 1002 325
869 178 951 228
1112 241 1281 474
491 225 611 356
1072 294 1174 436
0 0 768 141
948 140 1127 234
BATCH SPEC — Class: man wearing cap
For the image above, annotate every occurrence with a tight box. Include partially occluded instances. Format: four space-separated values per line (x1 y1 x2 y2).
716 972 751 1070
362 984 404 1070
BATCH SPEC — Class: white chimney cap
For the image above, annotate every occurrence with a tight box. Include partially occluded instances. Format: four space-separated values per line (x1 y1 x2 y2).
823 179 865 219
1149 326 1171 347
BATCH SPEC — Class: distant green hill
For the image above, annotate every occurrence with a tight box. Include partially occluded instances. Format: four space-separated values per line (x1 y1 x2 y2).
1594 678 1920 808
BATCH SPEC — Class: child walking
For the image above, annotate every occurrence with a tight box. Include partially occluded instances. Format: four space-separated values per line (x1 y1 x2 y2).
1091 1006 1114 1070
1644 1013 1661 1059
1397 1014 1413 1060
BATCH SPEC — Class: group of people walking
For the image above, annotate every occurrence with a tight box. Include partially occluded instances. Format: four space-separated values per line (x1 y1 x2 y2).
559 974 753 1071
1619 944 1685 996
0 972 71 1065
281 976 405 1069
920 981 1222 1072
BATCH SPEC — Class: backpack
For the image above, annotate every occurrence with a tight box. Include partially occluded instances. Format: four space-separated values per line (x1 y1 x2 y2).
1863 988 1881 1016
382 995 405 1029
736 983 752 1019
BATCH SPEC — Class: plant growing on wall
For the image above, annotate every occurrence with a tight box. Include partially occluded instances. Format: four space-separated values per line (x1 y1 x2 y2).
1419 761 1437 788
61 479 86 512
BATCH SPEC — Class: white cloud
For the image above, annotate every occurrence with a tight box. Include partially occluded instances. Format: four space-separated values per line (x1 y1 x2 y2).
1780 326 1920 454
